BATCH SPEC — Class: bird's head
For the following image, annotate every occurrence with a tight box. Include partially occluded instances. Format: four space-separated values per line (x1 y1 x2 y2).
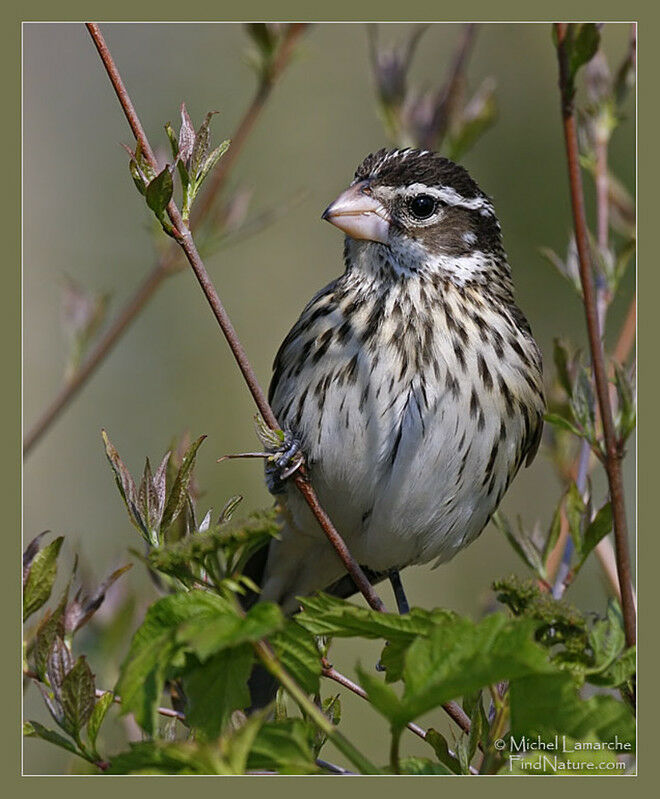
323 148 509 288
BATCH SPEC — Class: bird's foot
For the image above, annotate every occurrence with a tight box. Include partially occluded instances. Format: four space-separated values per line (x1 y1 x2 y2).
376 570 410 671
264 429 305 495
389 569 410 615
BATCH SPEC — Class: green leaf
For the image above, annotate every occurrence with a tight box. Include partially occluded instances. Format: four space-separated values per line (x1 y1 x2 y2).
575 502 612 571
613 363 636 443
565 482 586 557
183 644 253 739
197 139 231 187
160 435 206 533
190 112 218 180
270 619 321 695
23 536 64 621
589 646 636 688
246 719 318 774
400 615 551 723
164 121 179 160
569 24 601 81
510 670 635 747
398 756 454 775
544 412 582 438
584 601 626 681
116 590 228 735
87 691 114 753
424 728 460 773
24 719 81 757
101 430 142 536
570 367 597 443
145 166 174 216
179 601 283 662
34 606 65 679
542 502 563 567
491 512 543 577
553 338 573 396
60 656 96 736
356 665 409 730
297 593 454 640
107 740 228 774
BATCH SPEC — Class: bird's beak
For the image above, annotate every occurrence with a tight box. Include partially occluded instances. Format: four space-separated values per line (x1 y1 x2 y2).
322 180 390 244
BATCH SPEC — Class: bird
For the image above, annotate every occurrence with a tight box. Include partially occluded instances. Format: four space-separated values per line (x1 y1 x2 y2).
253 147 545 616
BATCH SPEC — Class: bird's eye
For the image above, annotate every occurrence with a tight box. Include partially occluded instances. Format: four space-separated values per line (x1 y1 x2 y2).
409 194 436 219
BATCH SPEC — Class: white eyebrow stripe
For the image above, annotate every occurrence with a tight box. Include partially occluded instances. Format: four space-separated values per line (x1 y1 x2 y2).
386 182 495 215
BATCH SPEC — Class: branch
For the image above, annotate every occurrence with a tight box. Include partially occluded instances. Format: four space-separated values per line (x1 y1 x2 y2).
24 24 305 456
84 22 385 615
554 23 635 648
322 661 480 765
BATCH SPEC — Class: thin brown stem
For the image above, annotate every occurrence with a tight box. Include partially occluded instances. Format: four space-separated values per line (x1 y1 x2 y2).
84 23 385 614
24 24 305 457
322 661 478 755
554 23 635 648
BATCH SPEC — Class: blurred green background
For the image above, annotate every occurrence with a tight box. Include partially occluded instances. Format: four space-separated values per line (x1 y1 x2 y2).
23 22 635 773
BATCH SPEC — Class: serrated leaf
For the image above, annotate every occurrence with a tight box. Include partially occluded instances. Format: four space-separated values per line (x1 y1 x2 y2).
297 593 453 640
544 412 582 438
585 601 625 678
102 430 141 534
161 435 206 533
184 644 253 739
424 728 460 773
491 512 543 577
145 166 174 216
246 719 318 774
588 646 636 688
116 589 228 735
400 615 551 723
223 710 268 773
356 665 409 730
570 366 597 441
60 656 95 735
575 502 612 571
197 139 231 187
24 719 81 757
87 690 114 752
107 740 228 775
128 156 147 195
565 482 586 557
23 531 49 586
613 362 636 443
190 112 218 180
178 102 195 166
510 670 635 747
64 564 132 635
23 536 64 621
398 756 454 775
46 636 73 700
270 619 321 695
178 601 283 662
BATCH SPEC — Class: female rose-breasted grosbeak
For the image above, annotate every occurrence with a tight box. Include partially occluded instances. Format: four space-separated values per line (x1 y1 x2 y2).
257 148 545 614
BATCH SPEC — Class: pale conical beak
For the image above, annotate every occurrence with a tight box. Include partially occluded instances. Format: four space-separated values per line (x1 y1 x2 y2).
322 180 390 244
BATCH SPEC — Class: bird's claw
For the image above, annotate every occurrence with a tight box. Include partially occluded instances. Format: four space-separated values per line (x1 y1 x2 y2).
265 430 304 495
